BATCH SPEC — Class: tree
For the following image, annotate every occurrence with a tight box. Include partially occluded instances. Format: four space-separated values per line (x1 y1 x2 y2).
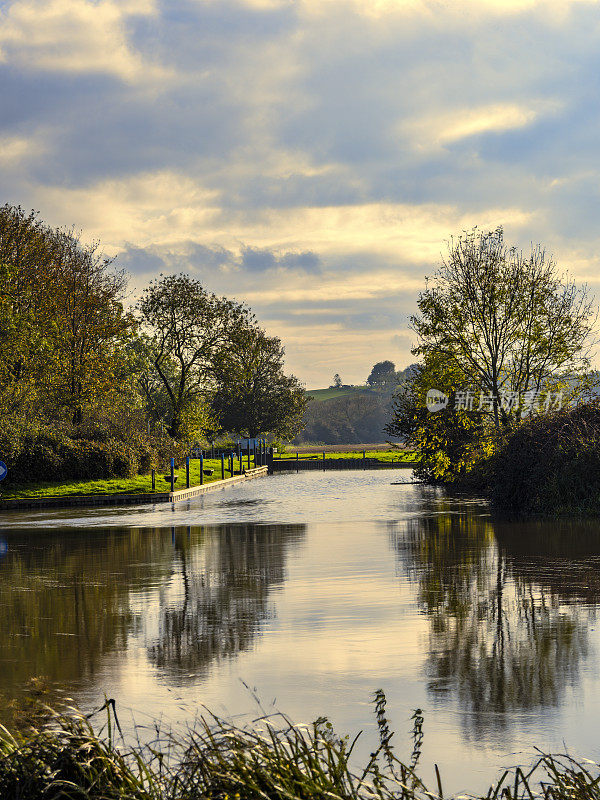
50 233 136 424
411 227 597 429
0 205 137 424
367 360 396 390
138 274 250 439
210 326 308 439
386 351 491 483
332 373 342 389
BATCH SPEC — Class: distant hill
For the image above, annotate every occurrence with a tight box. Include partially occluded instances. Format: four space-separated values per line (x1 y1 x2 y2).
307 386 373 402
297 366 419 445
297 386 392 445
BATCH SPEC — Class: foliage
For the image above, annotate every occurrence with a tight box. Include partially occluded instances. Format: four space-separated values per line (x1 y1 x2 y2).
412 227 597 430
2 698 600 800
138 273 252 439
0 205 138 424
486 400 600 514
210 325 308 439
0 416 184 485
386 353 494 483
387 227 598 485
332 372 343 388
367 360 397 390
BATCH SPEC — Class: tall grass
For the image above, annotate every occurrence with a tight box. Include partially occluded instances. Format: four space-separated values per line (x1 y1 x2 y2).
1 691 599 799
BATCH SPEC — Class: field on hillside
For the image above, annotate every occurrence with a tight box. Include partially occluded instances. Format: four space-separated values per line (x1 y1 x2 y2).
299 386 397 445
307 386 373 401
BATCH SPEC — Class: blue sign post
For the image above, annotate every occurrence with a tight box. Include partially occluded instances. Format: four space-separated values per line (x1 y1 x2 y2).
0 461 7 482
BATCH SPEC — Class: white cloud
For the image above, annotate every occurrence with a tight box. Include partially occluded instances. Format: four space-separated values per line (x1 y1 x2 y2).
0 0 170 84
291 0 600 17
35 171 222 249
400 102 561 152
34 169 533 265
0 134 45 166
2 0 600 384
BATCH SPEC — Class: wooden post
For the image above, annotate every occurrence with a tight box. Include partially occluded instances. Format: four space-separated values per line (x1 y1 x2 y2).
170 458 175 493
363 450 366 470
296 452 299 473
200 452 204 485
151 468 155 491
323 451 325 471
238 450 242 475
268 446 274 474
247 440 251 470
221 453 225 480
186 456 190 488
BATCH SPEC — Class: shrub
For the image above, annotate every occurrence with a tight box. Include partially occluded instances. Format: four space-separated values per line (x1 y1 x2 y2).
0 417 185 486
488 400 600 514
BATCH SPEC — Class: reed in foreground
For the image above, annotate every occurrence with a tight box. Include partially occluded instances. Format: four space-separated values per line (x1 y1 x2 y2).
0 692 599 800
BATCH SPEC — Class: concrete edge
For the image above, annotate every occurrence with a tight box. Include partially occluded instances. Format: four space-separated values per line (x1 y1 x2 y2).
167 466 269 502
0 466 270 511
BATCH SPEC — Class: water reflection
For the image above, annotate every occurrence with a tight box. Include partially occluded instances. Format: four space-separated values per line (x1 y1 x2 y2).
392 510 599 732
0 523 305 702
148 525 303 682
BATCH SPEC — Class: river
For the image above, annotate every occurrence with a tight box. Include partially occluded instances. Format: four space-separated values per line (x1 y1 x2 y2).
1 470 599 794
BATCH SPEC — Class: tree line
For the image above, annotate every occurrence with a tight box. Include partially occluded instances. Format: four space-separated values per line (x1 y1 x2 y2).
0 205 307 482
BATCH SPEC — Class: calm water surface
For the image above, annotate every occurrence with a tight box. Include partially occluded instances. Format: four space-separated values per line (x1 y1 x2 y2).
1 471 600 794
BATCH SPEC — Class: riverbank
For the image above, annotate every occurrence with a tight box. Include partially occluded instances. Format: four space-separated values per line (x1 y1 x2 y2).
275 448 419 462
1 699 596 800
0 461 268 510
0 450 418 508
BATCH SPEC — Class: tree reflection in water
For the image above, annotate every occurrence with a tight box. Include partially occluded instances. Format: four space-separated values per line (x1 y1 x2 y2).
0 523 305 705
391 509 600 733
147 524 305 682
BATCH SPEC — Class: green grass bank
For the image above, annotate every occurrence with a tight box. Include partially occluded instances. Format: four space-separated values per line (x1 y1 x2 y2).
0 457 252 501
274 449 419 463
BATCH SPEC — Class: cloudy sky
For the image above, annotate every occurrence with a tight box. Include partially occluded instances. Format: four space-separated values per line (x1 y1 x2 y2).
1 0 599 387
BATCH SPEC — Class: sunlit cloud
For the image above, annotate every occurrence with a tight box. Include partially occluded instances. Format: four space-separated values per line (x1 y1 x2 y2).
0 0 170 84
0 134 44 165
1 0 600 384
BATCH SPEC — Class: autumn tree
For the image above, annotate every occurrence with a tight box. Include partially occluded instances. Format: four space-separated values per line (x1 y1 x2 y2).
210 326 308 439
138 274 251 439
411 227 596 429
386 227 598 483
0 205 137 423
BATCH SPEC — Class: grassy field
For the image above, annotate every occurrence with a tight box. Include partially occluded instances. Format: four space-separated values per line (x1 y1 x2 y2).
275 449 419 463
307 386 372 401
0 457 255 500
